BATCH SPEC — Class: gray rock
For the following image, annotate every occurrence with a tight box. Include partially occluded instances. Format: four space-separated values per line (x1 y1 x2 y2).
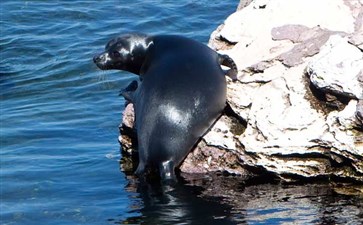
272 25 347 67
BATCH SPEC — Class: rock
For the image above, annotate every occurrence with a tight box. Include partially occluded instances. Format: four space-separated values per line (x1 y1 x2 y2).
119 104 137 155
119 0 363 183
349 32 363 50
306 35 363 99
272 25 346 67
218 0 355 45
213 0 356 71
205 0 362 182
326 99 363 157
180 137 248 176
357 100 363 124
238 68 334 180
236 0 254 11
241 73 325 155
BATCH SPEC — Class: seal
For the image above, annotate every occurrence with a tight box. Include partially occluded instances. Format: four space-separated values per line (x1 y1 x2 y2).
94 33 237 180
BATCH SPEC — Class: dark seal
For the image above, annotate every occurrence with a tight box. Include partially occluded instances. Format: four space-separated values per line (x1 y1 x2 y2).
94 33 237 180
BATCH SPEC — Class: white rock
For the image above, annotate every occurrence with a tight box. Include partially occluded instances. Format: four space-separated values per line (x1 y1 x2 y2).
220 0 354 43
254 154 330 178
336 100 360 129
307 35 363 99
203 116 237 150
204 0 363 181
325 100 363 156
240 74 328 156
216 0 356 70
208 0 363 181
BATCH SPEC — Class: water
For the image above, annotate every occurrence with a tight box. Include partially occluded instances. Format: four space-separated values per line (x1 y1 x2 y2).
1 1 362 224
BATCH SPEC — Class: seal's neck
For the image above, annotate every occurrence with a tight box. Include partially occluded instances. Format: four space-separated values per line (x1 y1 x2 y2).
127 37 153 76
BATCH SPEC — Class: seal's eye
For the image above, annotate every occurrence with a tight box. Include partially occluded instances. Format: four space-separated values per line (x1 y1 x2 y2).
112 51 121 58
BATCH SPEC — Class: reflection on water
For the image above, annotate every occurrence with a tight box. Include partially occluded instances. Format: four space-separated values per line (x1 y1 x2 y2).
121 171 363 225
122 173 236 225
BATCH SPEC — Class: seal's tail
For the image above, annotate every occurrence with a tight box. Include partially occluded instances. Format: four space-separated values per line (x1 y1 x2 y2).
218 54 238 82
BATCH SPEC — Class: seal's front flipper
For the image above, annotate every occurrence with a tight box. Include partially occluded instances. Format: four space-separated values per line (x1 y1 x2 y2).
119 80 138 102
218 54 238 82
159 160 176 181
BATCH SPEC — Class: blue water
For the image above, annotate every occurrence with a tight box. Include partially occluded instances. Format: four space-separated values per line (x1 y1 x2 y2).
1 1 363 225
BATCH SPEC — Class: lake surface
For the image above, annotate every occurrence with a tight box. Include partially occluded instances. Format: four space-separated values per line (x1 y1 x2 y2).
1 0 362 224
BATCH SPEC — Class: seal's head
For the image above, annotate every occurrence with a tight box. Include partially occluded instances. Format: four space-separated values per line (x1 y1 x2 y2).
93 33 152 75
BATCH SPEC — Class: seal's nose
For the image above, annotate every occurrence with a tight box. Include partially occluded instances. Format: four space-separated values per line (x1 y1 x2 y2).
93 53 109 70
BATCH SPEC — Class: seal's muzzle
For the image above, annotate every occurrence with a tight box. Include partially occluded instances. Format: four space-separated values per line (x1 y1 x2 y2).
93 53 109 70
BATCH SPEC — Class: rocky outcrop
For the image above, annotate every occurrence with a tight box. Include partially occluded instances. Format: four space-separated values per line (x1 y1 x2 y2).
307 35 363 100
120 0 363 183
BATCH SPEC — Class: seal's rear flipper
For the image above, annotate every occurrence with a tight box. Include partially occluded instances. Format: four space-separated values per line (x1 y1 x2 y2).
119 80 138 102
135 162 145 176
218 54 238 82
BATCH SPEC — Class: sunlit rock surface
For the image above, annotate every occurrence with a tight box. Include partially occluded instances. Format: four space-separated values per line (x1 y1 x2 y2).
307 35 363 99
120 0 363 183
